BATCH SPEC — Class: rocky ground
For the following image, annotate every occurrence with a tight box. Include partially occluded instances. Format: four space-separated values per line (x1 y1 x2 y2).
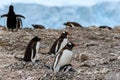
0 26 120 80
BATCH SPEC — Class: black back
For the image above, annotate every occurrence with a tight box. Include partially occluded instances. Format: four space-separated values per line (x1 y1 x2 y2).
64 22 82 27
23 36 41 62
48 31 68 55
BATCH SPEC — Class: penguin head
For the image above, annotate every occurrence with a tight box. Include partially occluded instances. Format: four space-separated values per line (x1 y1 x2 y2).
32 36 41 42
9 5 14 10
60 31 69 38
65 42 78 50
63 22 72 27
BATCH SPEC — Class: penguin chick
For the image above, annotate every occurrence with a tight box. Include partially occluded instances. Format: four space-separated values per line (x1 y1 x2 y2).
53 42 77 72
48 31 69 55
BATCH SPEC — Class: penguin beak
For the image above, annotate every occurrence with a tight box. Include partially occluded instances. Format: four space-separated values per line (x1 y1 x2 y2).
63 23 67 25
74 43 80 47
66 32 71 35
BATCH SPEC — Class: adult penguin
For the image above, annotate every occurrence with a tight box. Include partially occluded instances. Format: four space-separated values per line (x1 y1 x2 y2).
53 42 78 72
1 5 25 31
15 36 41 63
48 31 69 55
16 17 23 29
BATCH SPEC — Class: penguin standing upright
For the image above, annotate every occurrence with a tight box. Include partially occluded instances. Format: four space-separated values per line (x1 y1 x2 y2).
53 42 77 72
48 31 69 55
16 17 23 29
1 5 25 31
23 36 41 63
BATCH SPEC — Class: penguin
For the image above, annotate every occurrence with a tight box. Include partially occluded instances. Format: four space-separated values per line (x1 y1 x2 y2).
53 42 77 72
48 31 69 55
15 36 41 63
1 5 25 31
32 24 45 29
99 26 112 30
16 17 23 29
63 22 82 28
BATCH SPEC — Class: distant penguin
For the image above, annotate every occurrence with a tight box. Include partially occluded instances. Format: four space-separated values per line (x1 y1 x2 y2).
16 17 23 29
99 26 112 30
53 42 77 72
1 5 25 31
64 22 82 28
32 24 45 29
48 31 69 55
15 36 41 63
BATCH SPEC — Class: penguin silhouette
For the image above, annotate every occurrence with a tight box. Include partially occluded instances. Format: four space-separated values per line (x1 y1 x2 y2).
15 36 41 63
1 5 25 31
53 42 77 72
48 31 69 55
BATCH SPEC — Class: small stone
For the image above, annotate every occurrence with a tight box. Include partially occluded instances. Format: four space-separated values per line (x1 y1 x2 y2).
100 68 109 74
85 41 98 47
80 61 96 67
78 53 89 62
109 56 118 61
117 56 120 60
110 53 118 56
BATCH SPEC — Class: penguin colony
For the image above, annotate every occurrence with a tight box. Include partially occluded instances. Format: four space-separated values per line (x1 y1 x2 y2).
0 5 79 73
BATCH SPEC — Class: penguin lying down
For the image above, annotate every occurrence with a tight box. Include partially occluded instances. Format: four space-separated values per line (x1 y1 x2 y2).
15 36 41 63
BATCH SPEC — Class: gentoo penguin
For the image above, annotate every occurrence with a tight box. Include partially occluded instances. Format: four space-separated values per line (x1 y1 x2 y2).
53 42 77 72
63 22 82 28
15 36 41 63
23 36 41 63
99 26 112 30
32 24 45 29
1 5 25 31
48 31 69 55
16 17 23 29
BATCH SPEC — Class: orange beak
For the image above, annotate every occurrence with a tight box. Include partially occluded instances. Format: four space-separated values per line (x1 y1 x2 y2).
74 43 80 47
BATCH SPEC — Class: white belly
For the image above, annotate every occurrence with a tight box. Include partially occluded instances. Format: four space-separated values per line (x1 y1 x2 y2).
56 38 68 53
53 49 73 72
31 42 40 63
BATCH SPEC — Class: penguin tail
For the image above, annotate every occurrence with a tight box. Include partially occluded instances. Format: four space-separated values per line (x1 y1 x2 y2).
14 56 24 61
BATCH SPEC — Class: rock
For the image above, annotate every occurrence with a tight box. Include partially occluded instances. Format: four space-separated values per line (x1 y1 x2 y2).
110 53 118 56
105 72 120 80
99 58 109 64
77 53 89 62
109 56 118 61
80 61 96 67
117 56 120 60
85 41 98 47
94 68 109 74
100 68 109 74
113 34 120 39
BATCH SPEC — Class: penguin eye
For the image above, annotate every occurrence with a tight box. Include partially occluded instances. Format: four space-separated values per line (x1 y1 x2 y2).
68 42 72 45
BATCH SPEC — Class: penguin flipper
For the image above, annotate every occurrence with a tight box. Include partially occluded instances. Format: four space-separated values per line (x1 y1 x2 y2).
1 14 7 18
16 14 25 19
